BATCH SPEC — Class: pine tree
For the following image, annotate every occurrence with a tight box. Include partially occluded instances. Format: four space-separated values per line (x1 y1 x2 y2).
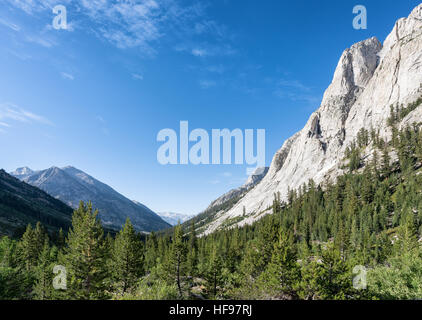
315 244 351 299
33 238 53 300
372 150 379 180
417 128 422 163
260 230 300 299
204 244 223 299
240 238 265 280
381 144 391 178
144 232 158 271
395 213 419 254
0 236 16 268
111 218 143 294
57 228 66 249
165 224 187 298
33 222 47 256
186 221 198 277
63 201 109 299
18 224 37 271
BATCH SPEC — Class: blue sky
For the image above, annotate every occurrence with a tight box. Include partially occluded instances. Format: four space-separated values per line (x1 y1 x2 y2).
0 0 420 216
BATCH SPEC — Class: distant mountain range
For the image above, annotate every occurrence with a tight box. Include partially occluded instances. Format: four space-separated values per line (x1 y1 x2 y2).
11 166 171 232
157 212 193 226
0 169 73 237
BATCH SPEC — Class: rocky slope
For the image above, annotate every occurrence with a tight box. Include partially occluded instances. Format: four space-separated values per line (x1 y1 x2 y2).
182 167 269 234
202 4 422 235
12 166 171 232
206 167 269 211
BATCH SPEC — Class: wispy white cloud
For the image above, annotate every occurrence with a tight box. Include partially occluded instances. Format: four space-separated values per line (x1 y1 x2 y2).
199 79 216 89
277 79 312 92
0 121 11 127
0 103 53 129
5 0 235 59
192 48 208 57
274 90 321 106
0 18 21 31
25 35 56 48
188 44 236 58
206 64 225 74
8 50 32 61
78 0 206 53
61 72 74 80
187 64 226 75
5 0 41 14
193 20 229 39
5 0 73 15
132 73 144 80
273 78 321 106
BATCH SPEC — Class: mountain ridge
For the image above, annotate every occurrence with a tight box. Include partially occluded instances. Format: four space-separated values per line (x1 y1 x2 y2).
200 4 422 235
11 166 171 232
0 169 73 236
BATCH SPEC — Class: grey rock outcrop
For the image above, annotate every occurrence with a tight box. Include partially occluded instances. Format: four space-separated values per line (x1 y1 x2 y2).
203 4 422 235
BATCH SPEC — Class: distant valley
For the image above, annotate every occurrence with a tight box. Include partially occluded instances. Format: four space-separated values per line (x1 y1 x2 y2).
157 212 193 226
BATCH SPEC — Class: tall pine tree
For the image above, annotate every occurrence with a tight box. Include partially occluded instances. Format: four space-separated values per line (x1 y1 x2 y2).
111 218 143 294
63 201 109 299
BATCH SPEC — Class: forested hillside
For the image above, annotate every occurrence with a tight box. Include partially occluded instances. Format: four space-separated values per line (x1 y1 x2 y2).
1 116 422 300
0 170 73 237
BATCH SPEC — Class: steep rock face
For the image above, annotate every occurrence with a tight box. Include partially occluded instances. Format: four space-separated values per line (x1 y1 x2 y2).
204 4 422 235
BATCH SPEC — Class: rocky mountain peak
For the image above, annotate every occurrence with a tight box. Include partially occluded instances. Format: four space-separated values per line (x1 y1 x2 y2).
318 37 382 140
326 37 382 100
200 4 422 235
11 166 171 231
244 167 269 187
10 167 34 178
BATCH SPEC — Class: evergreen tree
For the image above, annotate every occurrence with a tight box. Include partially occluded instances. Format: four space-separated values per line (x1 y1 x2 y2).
111 218 143 294
57 228 66 249
63 201 109 299
165 224 187 298
204 244 223 299
417 129 422 163
186 221 198 277
144 232 159 271
381 145 391 178
314 244 351 299
395 213 419 254
33 238 53 300
33 222 47 256
18 224 37 271
260 230 300 299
